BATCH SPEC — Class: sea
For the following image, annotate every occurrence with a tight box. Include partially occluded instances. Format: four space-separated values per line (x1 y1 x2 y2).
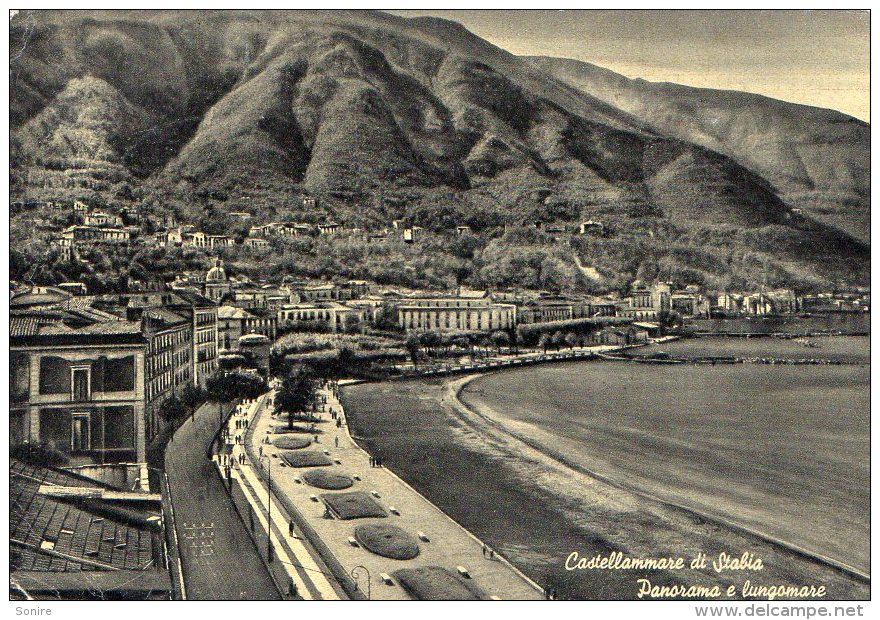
340 315 869 599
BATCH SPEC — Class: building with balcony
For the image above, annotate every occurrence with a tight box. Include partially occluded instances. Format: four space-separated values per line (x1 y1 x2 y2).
10 309 148 465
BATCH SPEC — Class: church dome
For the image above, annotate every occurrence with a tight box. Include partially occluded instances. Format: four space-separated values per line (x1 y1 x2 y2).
206 259 227 282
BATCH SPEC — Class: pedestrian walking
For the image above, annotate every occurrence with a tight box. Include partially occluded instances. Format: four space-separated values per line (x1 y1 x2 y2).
482 544 486 557
335 436 339 448
314 434 319 443
259 446 263 457
337 419 342 429
369 456 374 467
288 578 298 598
289 521 294 537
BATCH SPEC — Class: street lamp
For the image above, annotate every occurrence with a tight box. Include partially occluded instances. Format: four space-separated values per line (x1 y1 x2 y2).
350 565 371 600
259 454 274 563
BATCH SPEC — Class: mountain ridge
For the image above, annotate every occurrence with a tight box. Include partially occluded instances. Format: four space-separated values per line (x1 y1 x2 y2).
526 55 870 243
9 10 869 291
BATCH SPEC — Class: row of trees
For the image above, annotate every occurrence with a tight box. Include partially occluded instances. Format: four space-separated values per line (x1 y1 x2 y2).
403 330 513 367
157 370 270 425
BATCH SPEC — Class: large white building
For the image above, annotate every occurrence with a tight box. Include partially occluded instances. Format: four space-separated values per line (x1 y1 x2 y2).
397 290 517 333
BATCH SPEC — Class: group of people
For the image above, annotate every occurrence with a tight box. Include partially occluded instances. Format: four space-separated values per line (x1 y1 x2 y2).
235 417 249 429
219 452 243 466
369 455 384 467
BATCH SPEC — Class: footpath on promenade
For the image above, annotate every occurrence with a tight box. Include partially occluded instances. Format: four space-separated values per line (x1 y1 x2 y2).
242 384 544 600
164 400 280 600
213 396 343 600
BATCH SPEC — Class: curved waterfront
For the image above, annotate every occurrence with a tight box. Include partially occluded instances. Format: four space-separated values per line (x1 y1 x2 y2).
341 336 869 600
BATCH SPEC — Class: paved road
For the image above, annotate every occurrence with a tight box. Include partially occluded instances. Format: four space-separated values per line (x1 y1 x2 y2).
165 401 281 600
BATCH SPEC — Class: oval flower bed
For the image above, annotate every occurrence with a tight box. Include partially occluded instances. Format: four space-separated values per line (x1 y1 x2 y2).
273 436 312 450
301 470 353 490
320 491 387 519
393 566 488 600
354 524 420 560
279 451 333 468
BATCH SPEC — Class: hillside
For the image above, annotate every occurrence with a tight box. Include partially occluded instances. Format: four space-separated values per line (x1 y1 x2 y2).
527 56 870 243
9 10 870 291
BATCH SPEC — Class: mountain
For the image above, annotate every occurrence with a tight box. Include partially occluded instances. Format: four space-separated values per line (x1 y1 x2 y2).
527 56 870 243
9 10 869 291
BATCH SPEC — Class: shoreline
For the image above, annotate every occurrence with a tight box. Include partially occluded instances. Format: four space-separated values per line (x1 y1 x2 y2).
341 347 869 600
450 371 870 584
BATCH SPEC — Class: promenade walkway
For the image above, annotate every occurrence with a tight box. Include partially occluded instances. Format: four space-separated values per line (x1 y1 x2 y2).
245 384 544 600
214 397 343 600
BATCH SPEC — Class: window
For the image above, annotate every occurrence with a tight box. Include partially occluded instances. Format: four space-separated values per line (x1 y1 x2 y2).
71 367 90 401
10 353 29 403
103 355 135 392
71 413 91 452
39 356 70 394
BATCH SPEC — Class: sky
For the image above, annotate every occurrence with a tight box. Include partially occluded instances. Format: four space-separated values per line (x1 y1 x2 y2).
390 10 870 121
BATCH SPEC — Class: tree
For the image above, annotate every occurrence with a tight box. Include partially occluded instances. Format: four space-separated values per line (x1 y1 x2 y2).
419 331 441 356
452 336 471 359
490 330 510 354
405 333 421 368
658 309 683 334
551 330 565 351
159 395 187 424
180 383 207 417
373 304 400 331
538 333 552 354
274 366 318 429
565 332 579 349
206 370 269 404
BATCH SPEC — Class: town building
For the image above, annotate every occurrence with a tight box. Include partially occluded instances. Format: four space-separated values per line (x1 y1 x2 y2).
10 306 148 465
171 291 219 387
742 289 799 315
136 307 193 441
83 211 123 227
517 295 591 324
181 231 232 249
277 302 367 332
622 281 672 320
317 222 341 235
715 292 743 314
245 237 270 249
61 225 131 244
397 290 517 333
156 227 183 247
579 220 606 235
218 305 252 351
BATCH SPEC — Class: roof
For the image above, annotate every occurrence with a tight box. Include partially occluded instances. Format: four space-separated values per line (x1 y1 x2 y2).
11 307 144 344
142 307 188 327
10 287 72 308
633 322 660 329
40 320 142 336
218 305 254 320
10 316 42 337
171 290 217 307
10 459 165 574
458 290 489 299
